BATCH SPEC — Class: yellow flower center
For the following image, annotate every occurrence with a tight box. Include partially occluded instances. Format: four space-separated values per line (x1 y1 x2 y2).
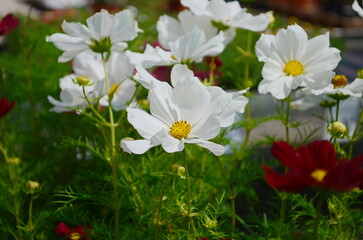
69 233 80 240
284 60 304 77
311 169 327 182
332 75 348 89
169 120 191 139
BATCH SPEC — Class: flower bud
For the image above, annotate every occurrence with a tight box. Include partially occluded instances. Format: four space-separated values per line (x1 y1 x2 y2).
331 121 347 135
26 180 39 194
170 164 185 177
76 75 91 86
90 37 112 54
205 219 217 228
319 100 336 108
357 68 363 79
8 157 20 165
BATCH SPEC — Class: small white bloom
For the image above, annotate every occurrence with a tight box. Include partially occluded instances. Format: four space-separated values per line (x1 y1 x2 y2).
353 0 363 17
126 27 224 68
310 76 363 97
48 51 136 112
46 9 142 62
255 24 341 99
39 0 90 9
181 0 269 32
47 74 98 113
121 66 226 155
157 10 235 47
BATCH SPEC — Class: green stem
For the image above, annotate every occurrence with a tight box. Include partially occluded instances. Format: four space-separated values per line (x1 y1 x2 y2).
101 54 119 240
348 108 363 158
335 99 340 122
312 193 324 239
154 173 170 240
217 156 236 229
284 95 291 144
208 56 216 86
278 191 287 238
27 194 35 240
82 87 108 124
183 151 197 237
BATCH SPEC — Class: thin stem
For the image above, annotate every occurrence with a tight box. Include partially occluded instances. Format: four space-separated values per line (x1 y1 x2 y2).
27 194 35 240
312 193 324 239
335 99 340 122
183 151 197 237
154 174 170 240
208 56 215 86
82 87 108 124
217 156 236 229
348 108 363 158
101 54 119 240
278 192 287 238
284 95 291 144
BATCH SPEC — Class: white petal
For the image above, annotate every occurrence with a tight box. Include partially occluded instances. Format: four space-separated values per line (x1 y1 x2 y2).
170 64 195 87
62 21 91 38
258 76 292 99
127 108 167 139
190 114 221 139
157 14 184 49
232 12 269 32
86 10 115 40
353 0 363 17
255 33 274 62
180 0 209 15
121 139 155 154
185 139 225 156
112 9 142 42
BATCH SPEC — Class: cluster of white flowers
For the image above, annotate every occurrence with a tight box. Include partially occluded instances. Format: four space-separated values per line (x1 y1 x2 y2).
47 0 362 156
126 0 270 69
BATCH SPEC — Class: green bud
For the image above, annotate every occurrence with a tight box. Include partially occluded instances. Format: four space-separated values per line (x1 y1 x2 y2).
328 121 348 139
26 180 39 194
319 100 336 108
76 75 91 86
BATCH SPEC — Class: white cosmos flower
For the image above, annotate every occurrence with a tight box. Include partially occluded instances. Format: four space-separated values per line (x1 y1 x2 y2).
255 24 341 99
47 74 98 113
126 27 224 68
133 64 249 128
310 75 363 97
48 51 136 112
46 9 142 62
157 10 235 47
121 65 227 156
181 0 269 33
353 0 363 17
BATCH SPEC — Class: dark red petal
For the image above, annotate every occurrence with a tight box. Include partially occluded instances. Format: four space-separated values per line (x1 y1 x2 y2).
262 165 307 192
0 98 15 118
0 14 19 36
55 222 74 236
271 141 302 171
308 141 337 169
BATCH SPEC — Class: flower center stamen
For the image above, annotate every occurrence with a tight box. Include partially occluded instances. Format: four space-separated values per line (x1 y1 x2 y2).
69 233 80 240
169 120 191 139
332 75 348 89
311 169 327 182
284 60 304 77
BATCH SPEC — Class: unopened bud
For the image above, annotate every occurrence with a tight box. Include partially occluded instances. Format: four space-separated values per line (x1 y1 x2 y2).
328 121 348 139
206 219 217 228
76 75 91 86
319 100 336 108
357 68 363 79
8 157 20 165
170 164 185 176
26 180 39 194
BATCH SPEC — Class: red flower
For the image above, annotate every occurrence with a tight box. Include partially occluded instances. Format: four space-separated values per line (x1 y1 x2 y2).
0 98 15 119
55 222 93 240
0 14 19 36
263 141 363 192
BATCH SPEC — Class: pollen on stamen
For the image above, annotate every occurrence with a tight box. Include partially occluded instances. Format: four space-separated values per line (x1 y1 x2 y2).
284 60 304 77
311 169 327 182
332 75 348 89
169 120 191 139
